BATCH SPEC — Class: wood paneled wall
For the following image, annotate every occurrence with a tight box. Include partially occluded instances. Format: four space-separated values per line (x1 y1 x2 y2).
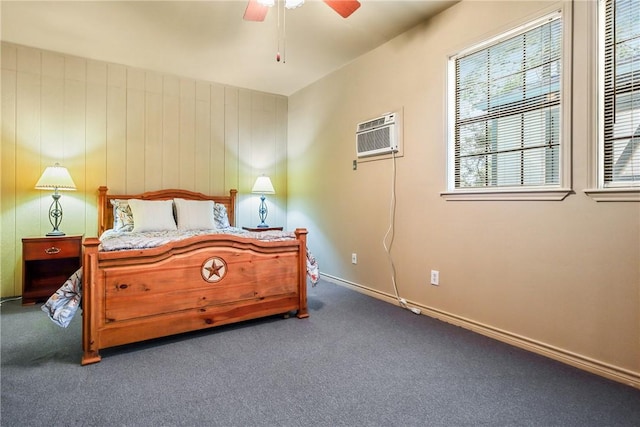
1 42 288 297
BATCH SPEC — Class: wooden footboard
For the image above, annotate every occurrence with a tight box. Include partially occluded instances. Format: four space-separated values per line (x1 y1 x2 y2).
81 187 309 365
82 229 308 365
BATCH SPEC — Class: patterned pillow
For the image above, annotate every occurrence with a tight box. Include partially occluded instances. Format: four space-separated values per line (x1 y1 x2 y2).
214 203 231 228
110 199 134 232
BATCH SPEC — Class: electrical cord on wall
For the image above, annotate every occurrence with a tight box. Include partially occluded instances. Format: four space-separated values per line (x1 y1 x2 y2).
383 151 421 315
0 296 22 306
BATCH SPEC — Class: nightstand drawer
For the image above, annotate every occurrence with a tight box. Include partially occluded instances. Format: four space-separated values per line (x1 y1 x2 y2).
23 238 82 261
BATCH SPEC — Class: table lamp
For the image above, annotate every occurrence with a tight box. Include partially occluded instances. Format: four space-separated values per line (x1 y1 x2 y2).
251 175 275 228
35 163 76 236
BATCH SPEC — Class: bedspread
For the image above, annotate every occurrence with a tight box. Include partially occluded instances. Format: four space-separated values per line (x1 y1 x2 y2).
42 228 319 328
98 226 297 251
40 267 82 328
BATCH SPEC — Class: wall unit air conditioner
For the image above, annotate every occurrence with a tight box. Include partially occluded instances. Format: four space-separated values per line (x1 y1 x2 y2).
355 112 399 158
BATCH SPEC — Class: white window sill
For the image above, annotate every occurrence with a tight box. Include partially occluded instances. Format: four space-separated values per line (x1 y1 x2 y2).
583 188 640 202
440 188 573 201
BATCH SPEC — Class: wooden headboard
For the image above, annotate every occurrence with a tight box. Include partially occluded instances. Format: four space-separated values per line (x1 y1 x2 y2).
97 186 237 236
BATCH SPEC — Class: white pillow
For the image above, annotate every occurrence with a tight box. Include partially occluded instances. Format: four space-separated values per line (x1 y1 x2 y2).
174 198 217 231
128 199 177 232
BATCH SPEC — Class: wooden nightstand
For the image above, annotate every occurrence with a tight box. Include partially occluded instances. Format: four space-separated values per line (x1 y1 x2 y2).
242 226 284 232
22 235 83 305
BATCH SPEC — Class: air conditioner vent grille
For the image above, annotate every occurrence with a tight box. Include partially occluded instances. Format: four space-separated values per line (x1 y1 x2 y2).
357 117 387 132
357 127 392 155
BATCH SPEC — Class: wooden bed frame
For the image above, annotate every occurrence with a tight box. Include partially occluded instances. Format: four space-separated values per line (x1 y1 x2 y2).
81 186 308 365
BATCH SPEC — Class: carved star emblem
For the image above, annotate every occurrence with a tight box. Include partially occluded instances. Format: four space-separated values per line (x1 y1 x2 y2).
201 257 227 283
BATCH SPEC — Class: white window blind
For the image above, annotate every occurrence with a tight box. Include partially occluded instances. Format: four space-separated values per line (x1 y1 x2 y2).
451 12 563 190
602 0 640 186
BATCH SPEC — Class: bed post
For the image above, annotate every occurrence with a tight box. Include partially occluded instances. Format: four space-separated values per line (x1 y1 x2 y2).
97 186 109 236
228 189 237 227
81 237 102 365
295 228 309 319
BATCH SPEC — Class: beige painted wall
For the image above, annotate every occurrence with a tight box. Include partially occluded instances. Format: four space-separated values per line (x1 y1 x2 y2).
1 42 288 298
287 0 639 385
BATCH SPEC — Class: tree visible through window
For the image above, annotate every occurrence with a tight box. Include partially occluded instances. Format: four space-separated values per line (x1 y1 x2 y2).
450 12 563 190
602 0 640 186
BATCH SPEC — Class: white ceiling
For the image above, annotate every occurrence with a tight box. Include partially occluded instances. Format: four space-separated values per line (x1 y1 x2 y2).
1 0 457 96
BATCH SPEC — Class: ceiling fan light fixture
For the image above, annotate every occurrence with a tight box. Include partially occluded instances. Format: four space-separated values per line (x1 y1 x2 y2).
285 0 304 9
257 0 275 7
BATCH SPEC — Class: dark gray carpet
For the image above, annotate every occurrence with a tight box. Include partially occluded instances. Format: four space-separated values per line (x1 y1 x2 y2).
1 279 639 426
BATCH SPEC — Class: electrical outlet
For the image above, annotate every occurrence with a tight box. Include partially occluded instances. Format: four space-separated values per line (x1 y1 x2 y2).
430 270 439 286
351 253 357 264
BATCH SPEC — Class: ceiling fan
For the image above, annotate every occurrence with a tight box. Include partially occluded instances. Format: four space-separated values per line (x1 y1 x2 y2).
244 0 361 22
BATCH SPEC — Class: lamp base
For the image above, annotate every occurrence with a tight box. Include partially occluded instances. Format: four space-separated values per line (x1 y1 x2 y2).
46 192 65 237
256 195 270 229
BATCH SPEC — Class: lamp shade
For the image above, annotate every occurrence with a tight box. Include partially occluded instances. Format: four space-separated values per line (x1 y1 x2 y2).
35 163 76 191
251 176 275 194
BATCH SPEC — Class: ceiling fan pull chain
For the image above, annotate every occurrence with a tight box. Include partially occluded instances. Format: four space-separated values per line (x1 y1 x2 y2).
274 0 288 63
275 0 281 62
282 2 287 63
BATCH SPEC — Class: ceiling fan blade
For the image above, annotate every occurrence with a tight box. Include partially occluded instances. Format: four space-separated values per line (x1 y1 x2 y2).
324 0 361 18
244 0 269 22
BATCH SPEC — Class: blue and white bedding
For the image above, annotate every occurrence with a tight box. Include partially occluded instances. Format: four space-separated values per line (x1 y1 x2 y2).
42 227 319 328
41 267 83 328
98 226 299 251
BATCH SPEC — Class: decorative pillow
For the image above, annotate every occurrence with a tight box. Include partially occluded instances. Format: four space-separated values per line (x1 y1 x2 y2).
214 203 231 228
174 198 217 231
110 199 134 232
128 199 177 232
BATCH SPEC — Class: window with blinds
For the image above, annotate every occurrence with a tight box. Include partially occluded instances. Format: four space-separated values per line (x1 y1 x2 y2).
601 0 640 187
449 11 563 191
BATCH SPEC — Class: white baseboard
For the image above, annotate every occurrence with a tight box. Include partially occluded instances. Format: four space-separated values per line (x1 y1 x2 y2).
321 274 640 390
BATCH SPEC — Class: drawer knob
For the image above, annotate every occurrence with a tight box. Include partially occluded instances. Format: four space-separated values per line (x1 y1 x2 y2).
44 246 61 255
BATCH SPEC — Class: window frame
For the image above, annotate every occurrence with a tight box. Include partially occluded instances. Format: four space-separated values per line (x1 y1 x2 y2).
442 5 573 202
584 0 640 201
